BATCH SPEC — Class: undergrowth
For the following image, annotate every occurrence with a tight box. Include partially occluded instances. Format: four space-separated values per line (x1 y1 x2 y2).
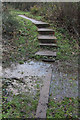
2 9 40 67
2 8 79 68
13 9 79 61
2 8 79 119
2 94 38 118
47 97 78 119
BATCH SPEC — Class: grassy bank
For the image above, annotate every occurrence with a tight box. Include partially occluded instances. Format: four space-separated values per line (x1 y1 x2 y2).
2 9 41 68
11 9 43 21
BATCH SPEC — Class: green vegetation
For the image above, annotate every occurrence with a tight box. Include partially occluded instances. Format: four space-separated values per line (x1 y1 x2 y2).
3 9 40 67
55 28 78 60
3 8 78 67
47 97 78 119
2 94 38 118
2 76 42 118
13 9 78 61
11 9 43 21
2 3 79 119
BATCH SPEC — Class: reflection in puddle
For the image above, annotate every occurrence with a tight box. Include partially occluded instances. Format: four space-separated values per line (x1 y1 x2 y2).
3 60 78 100
3 60 51 78
50 64 78 100
3 60 51 96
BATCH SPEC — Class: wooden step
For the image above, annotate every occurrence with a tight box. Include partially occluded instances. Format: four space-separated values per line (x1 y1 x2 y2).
39 43 57 47
38 28 54 35
35 22 50 28
35 50 56 57
42 59 55 62
38 35 57 43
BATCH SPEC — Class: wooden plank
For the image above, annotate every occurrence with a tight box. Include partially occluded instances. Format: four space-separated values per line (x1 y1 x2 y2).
38 35 57 40
34 21 49 25
35 50 56 57
42 59 55 62
39 43 57 47
18 15 49 27
38 28 54 32
36 68 52 118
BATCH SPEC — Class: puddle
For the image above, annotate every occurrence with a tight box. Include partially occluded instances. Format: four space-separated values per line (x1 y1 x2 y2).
2 59 78 101
3 60 51 96
50 61 78 101
3 60 51 78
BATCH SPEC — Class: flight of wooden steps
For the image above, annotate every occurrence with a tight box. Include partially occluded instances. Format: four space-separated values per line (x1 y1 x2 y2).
18 15 57 62
35 23 57 62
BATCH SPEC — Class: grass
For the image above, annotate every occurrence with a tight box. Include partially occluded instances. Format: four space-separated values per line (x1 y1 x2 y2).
2 94 38 118
2 8 79 119
10 9 43 21
3 8 78 67
49 25 79 61
2 76 42 119
47 97 78 119
17 7 78 61
3 9 40 67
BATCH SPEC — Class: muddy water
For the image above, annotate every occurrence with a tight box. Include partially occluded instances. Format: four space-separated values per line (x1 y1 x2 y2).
3 59 78 100
3 60 51 96
3 60 51 78
50 61 78 100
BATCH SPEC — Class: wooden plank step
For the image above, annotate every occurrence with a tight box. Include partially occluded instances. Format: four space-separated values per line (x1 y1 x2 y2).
39 43 57 47
35 50 56 57
35 22 50 28
38 35 57 40
38 35 57 43
38 28 54 32
38 28 54 35
34 21 49 25
42 59 55 62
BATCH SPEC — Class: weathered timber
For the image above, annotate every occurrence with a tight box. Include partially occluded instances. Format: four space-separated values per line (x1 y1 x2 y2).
38 28 54 35
35 50 56 57
39 43 57 47
36 68 52 118
38 35 57 43
35 22 50 28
